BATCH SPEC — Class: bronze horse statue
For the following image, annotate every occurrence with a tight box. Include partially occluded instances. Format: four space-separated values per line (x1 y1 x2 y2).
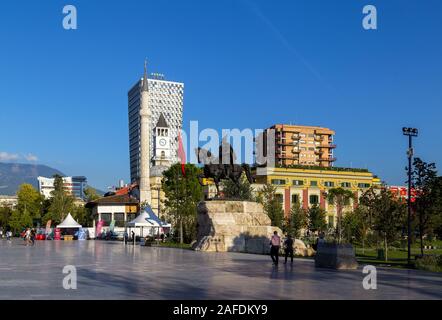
196 143 254 197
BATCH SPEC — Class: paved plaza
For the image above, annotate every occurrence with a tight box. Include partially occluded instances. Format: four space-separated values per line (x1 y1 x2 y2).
0 239 441 300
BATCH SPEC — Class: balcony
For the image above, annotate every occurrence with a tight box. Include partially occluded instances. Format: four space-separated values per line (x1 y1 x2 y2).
277 142 295 147
319 157 337 162
292 134 300 140
318 143 337 149
292 148 301 153
314 135 323 142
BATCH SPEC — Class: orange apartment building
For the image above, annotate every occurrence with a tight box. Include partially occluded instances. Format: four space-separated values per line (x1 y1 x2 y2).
265 124 336 167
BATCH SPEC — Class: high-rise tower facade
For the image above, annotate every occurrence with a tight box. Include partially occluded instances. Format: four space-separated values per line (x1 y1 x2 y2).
128 66 184 184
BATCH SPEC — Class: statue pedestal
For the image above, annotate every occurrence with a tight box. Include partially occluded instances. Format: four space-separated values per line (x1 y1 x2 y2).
193 200 282 254
314 243 358 270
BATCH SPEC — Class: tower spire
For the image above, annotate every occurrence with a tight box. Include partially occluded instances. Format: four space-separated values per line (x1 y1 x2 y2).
139 59 152 205
142 59 149 92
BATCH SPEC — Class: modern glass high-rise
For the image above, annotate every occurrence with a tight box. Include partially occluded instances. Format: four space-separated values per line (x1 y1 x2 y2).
128 74 184 183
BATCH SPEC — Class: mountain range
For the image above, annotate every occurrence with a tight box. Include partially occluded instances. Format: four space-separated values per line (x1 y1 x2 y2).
0 162 103 196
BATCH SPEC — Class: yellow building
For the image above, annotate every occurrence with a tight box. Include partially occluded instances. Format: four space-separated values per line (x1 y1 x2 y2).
253 166 381 227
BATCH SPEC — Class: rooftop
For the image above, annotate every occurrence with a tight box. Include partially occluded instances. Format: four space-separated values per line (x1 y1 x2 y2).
85 194 138 208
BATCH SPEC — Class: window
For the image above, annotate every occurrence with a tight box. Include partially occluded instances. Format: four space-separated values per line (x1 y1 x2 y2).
292 180 304 186
271 179 286 185
310 195 319 205
291 194 299 204
358 183 371 188
114 213 125 227
324 181 335 187
127 213 136 222
101 213 111 226
341 182 351 188
310 181 318 187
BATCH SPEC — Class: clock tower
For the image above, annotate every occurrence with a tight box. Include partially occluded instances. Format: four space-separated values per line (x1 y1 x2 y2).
153 113 172 167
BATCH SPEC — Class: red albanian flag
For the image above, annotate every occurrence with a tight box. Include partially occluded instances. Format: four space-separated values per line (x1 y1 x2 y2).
178 132 186 176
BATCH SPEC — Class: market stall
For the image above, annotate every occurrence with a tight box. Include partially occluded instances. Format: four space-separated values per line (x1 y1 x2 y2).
56 213 82 240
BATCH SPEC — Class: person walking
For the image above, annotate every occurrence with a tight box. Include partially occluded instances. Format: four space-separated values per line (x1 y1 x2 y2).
30 229 36 246
131 230 135 245
25 228 31 246
283 234 294 264
123 231 128 245
270 231 281 266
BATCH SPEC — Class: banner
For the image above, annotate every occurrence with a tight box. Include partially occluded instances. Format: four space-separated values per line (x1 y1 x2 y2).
54 228 61 240
109 220 115 232
96 220 104 236
45 220 52 236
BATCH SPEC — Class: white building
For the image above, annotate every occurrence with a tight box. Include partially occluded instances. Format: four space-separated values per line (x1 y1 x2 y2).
37 176 87 200
0 195 18 208
86 194 139 228
128 71 184 183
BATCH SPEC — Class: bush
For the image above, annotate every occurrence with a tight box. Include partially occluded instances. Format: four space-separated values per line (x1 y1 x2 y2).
415 255 442 272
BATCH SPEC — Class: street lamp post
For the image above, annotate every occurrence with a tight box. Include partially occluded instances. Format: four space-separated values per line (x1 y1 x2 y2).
402 127 418 265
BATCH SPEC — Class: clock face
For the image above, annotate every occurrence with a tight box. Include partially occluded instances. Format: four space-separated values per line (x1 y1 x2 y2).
159 138 167 147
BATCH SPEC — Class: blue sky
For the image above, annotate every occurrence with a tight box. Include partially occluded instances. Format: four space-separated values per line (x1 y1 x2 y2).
0 0 441 190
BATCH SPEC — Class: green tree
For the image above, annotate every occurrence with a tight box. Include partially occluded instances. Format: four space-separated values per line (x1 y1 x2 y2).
221 174 254 201
432 177 442 239
308 204 327 233
0 206 12 229
72 205 91 226
257 184 284 229
45 175 74 224
8 208 32 233
21 209 33 228
16 183 44 220
8 210 23 234
84 187 101 202
162 164 204 244
411 158 439 255
286 200 308 238
352 205 373 254
342 210 363 245
326 188 355 243
360 188 406 261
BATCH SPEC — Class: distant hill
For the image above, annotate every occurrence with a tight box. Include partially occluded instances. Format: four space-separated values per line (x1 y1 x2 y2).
0 162 65 195
0 162 105 196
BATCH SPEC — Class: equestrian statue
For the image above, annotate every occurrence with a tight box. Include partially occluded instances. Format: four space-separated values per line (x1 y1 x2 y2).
195 139 254 198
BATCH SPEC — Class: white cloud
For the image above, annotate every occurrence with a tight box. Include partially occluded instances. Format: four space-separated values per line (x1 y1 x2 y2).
0 152 20 161
25 153 38 162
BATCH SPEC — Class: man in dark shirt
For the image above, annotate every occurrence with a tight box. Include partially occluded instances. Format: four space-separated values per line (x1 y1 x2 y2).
283 234 294 264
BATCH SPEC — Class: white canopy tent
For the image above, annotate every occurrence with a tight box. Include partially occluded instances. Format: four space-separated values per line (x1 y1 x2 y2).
57 213 82 229
126 205 169 238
